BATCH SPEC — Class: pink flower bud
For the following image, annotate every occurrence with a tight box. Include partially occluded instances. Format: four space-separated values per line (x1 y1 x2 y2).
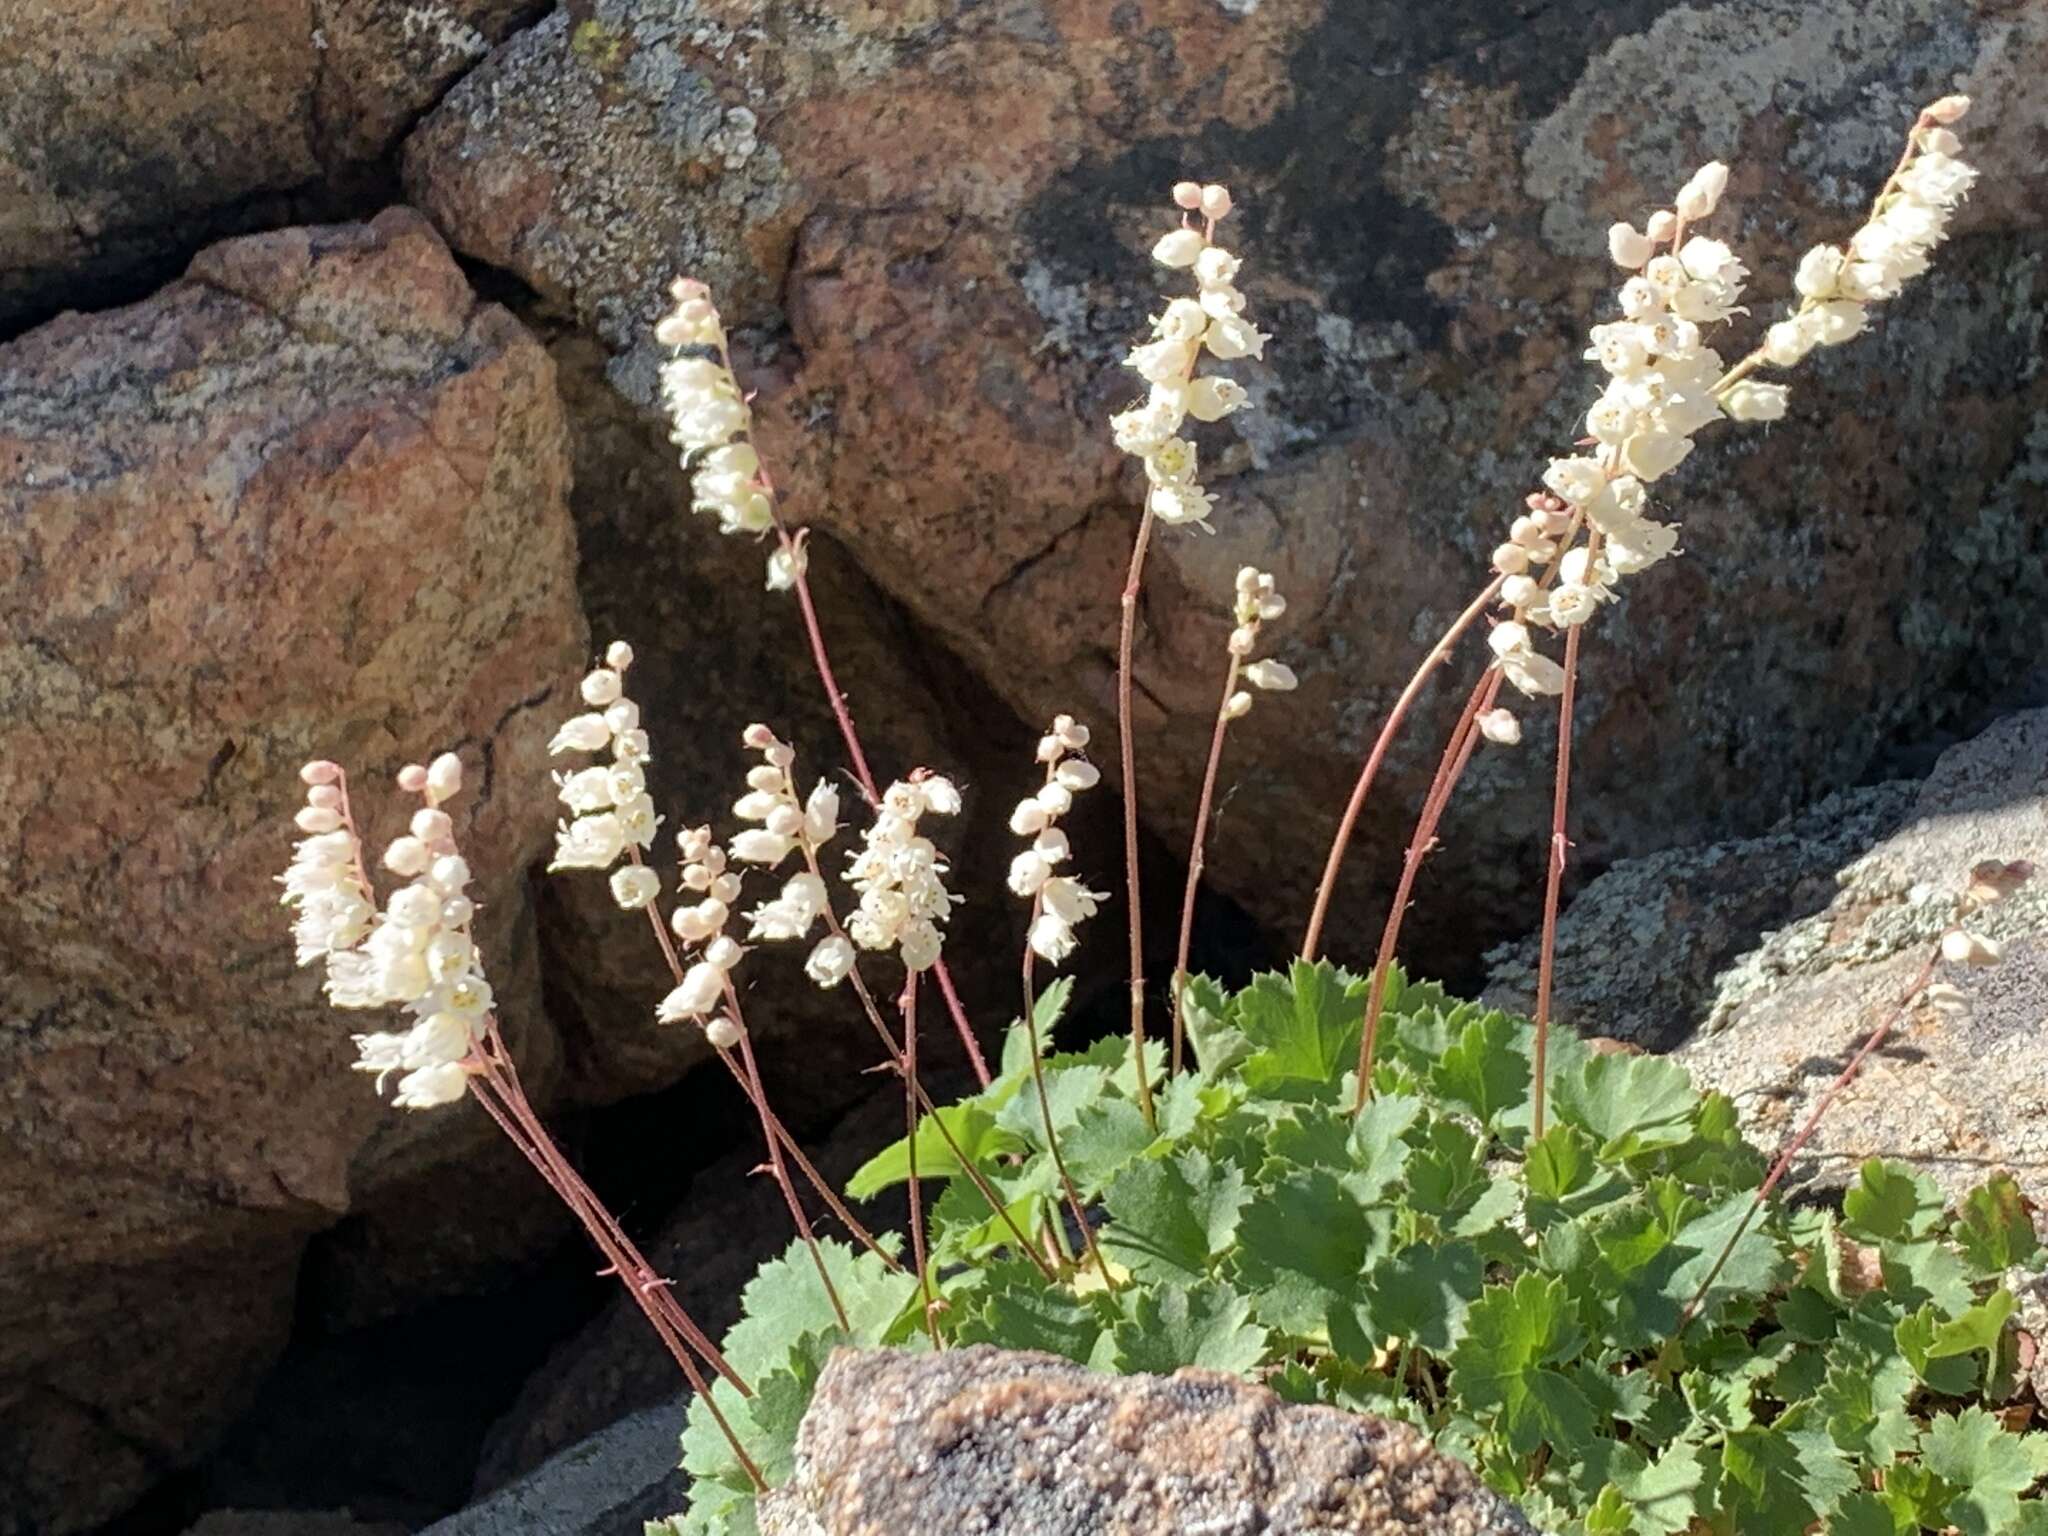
1645 210 1677 242
1172 181 1204 210
397 764 429 793
1925 94 1970 124
307 785 342 809
1200 184 1232 220
300 760 343 786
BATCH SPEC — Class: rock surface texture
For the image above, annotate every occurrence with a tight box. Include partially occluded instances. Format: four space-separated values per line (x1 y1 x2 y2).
0 0 544 329
0 208 585 1533
1673 708 2048 1210
756 1345 1537 1536
406 0 2048 964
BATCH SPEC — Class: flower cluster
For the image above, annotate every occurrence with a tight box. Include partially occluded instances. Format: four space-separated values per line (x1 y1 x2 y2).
657 823 747 1028
730 726 855 990
656 279 800 592
1220 567 1294 720
1767 97 1976 374
547 642 661 909
1008 716 1107 965
283 752 494 1110
844 774 963 973
281 764 377 970
1109 182 1265 533
1925 854 2029 1019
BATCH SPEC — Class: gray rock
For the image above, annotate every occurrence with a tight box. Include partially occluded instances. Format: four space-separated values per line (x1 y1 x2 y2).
419 1400 687 1536
1674 709 2048 1208
756 1345 1537 1536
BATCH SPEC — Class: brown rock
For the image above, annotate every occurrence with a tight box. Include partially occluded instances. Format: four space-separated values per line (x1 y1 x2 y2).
0 208 585 1532
0 0 542 329
755 1345 1537 1536
406 0 2048 978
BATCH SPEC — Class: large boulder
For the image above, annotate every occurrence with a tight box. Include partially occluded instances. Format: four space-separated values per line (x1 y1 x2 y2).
0 0 542 330
405 0 2048 975
0 208 586 1533
755 1345 1537 1535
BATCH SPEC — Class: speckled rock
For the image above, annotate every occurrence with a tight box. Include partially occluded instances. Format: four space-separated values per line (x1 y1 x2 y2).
1483 781 1921 1050
0 0 542 330
755 1345 1537 1536
0 209 585 1534
181 1511 408 1536
1672 709 2048 1209
405 0 2048 975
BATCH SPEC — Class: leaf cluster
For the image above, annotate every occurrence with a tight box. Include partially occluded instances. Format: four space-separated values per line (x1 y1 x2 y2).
670 963 2048 1535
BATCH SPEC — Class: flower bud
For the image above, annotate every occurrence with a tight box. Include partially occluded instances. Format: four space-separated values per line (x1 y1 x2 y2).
1940 929 2003 968
1644 210 1677 242
1152 228 1206 268
1675 161 1729 221
605 640 635 670
1924 94 1970 125
1477 708 1522 746
1244 659 1298 692
300 760 343 786
1200 183 1232 220
397 763 430 793
704 1017 741 1050
1223 691 1253 721
1172 181 1204 210
1607 222 1654 269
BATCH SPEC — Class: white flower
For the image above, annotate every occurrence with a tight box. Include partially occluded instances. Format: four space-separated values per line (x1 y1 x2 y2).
1607 222 1653 269
1762 317 1818 368
393 1061 470 1109
1223 690 1252 721
609 865 660 911
1194 246 1240 287
550 813 625 871
1674 161 1729 221
1543 456 1607 505
1152 227 1206 268
1145 438 1199 486
1203 314 1268 360
1029 912 1077 964
766 543 807 592
1501 651 1568 697
1150 482 1216 528
1008 849 1052 897
1812 300 1867 346
1244 659 1298 692
1548 583 1602 628
1127 335 1199 385
1940 929 2002 968
658 962 727 1021
1723 381 1789 422
1185 376 1248 422
549 713 611 755
804 934 856 989
1605 518 1681 574
731 829 796 865
704 1017 742 1050
1794 244 1845 300
918 777 963 816
556 765 613 814
1620 428 1694 482
1477 708 1521 746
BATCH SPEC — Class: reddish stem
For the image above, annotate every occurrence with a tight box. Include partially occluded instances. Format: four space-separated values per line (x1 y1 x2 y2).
899 973 943 1346
1023 922 1116 1288
1170 654 1242 1078
1304 576 1506 961
1675 950 1940 1334
1351 666 1502 1114
1115 506 1160 1130
1529 622 1584 1141
774 522 990 1088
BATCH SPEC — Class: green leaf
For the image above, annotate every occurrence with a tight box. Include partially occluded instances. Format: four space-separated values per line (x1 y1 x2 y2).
952 1259 1114 1364
1584 1483 1633 1535
844 1100 1019 1199
1110 1278 1269 1375
1926 1287 2017 1362
1100 1149 1246 1284
744 1331 839 1485
1896 1303 1981 1396
1955 1172 2044 1277
1616 1440 1705 1536
1362 1241 1481 1354
1548 1052 1698 1161
995 1062 1111 1152
1882 1238 1976 1318
1842 1159 1945 1243
1235 1165 1383 1347
1923 1407 2048 1536
1000 975 1074 1077
1430 1007 1531 1127
1177 973 1251 1080
1828 1490 1907 1536
1060 1096 1157 1196
1449 1274 1595 1457
1236 960 1365 1096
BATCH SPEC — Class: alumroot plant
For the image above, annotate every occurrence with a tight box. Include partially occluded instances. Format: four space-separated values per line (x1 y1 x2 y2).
275 89 2033 1536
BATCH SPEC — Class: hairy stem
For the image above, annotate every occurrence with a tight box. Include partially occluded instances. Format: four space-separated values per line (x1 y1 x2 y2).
1351 666 1502 1115
1024 926 1117 1289
1304 576 1506 961
722 979 850 1332
1529 622 1585 1140
898 973 943 1346
1116 505 1160 1130
1170 653 1241 1077
1675 951 1939 1334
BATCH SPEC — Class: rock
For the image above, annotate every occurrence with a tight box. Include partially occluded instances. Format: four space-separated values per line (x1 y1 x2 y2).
0 0 543 330
1672 709 2048 1210
0 208 585 1533
1483 782 1920 1050
405 0 2048 974
473 1066 977 1492
756 1345 1537 1536
182 1512 408 1536
418 1400 688 1536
